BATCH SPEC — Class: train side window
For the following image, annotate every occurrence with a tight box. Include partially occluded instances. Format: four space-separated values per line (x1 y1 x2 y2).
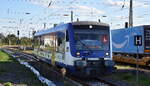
66 30 69 42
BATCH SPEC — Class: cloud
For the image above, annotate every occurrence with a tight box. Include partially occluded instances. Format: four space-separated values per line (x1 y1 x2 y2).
104 0 123 6
114 15 128 20
104 0 149 8
29 0 104 15
42 4 105 19
72 5 104 15
30 0 55 7
133 1 149 8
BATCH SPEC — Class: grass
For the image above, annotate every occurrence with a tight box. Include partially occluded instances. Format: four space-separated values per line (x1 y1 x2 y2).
4 82 12 86
0 50 46 86
0 51 14 62
107 70 150 86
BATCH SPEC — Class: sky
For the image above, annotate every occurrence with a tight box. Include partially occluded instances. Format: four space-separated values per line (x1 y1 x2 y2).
0 0 150 37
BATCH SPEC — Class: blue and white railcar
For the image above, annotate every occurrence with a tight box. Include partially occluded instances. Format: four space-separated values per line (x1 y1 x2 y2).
34 21 114 77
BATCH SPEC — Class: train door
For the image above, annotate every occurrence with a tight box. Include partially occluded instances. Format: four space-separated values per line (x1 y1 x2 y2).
56 30 66 64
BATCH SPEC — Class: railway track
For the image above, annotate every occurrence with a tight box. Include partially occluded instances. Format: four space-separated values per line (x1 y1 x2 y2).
3 48 119 86
67 75 118 86
92 77 117 86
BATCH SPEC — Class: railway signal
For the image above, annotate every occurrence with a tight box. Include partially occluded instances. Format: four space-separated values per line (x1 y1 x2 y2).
17 30 19 36
17 30 20 45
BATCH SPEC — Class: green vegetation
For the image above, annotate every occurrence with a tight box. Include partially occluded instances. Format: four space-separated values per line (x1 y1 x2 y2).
107 71 150 86
4 82 12 86
0 51 14 62
0 50 46 86
0 33 32 46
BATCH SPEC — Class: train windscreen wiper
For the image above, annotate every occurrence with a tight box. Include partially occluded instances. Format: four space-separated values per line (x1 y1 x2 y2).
77 39 93 54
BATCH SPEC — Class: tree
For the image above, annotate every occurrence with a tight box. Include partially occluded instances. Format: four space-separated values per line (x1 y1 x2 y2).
0 33 5 45
5 34 18 45
20 37 31 46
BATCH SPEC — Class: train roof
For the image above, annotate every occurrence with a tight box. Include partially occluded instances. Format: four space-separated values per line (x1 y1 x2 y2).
34 23 69 37
143 25 150 28
71 21 109 26
34 21 109 37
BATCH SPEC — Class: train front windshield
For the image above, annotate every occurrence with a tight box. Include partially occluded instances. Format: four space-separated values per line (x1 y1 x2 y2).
74 25 110 51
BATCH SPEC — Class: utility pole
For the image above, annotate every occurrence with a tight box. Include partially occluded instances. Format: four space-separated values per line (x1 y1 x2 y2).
77 18 79 22
71 11 73 22
8 32 10 46
129 0 133 27
17 30 20 49
44 23 46 29
17 19 22 49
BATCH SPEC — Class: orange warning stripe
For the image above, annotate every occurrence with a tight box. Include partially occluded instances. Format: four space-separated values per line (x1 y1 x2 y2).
144 50 150 53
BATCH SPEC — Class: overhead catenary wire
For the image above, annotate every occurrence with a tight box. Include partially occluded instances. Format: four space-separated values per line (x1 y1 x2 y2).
121 0 126 10
3 0 150 36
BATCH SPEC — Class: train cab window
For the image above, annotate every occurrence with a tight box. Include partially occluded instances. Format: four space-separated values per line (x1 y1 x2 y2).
73 25 109 50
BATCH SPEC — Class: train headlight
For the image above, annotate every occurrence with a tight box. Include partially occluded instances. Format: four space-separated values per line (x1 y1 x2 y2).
89 25 93 28
75 60 87 67
104 60 115 67
106 52 109 56
76 52 80 56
